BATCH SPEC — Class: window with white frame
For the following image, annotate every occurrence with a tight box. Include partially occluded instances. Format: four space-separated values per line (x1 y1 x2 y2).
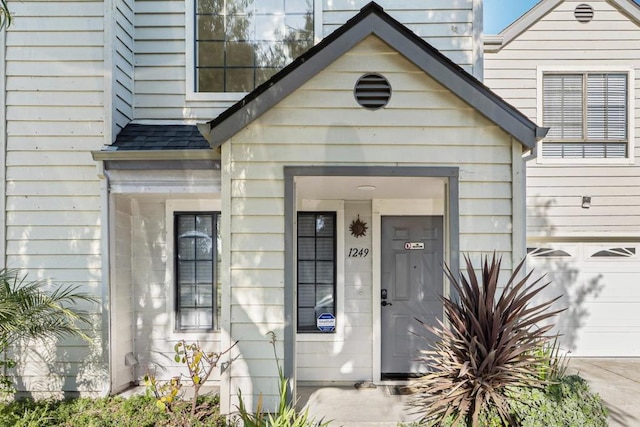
194 0 314 93
297 212 336 333
542 72 628 159
175 212 221 331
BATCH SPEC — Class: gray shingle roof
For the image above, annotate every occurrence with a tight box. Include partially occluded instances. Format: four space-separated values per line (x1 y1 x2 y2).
111 124 210 151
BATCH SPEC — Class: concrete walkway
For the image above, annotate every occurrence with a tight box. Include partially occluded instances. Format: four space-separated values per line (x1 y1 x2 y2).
296 358 640 426
567 358 640 427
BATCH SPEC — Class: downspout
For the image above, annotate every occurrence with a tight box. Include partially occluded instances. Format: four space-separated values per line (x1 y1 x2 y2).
97 161 113 397
0 15 7 271
512 139 527 274
1 19 8 384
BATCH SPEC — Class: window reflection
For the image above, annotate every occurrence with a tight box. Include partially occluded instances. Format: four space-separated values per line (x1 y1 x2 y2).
196 0 314 92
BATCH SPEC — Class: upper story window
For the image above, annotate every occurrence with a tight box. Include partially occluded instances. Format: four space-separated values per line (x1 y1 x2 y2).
542 72 628 159
195 0 314 93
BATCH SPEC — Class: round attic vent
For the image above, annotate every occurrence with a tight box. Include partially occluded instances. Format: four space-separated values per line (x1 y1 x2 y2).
354 73 391 110
574 4 594 23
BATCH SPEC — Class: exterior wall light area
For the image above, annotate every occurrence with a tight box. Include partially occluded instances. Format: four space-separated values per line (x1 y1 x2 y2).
582 196 592 209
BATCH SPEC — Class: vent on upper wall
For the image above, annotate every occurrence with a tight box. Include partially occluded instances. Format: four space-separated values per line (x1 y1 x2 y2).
354 73 391 110
574 4 594 23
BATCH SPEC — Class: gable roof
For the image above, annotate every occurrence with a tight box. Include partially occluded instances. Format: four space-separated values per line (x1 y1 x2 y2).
198 2 547 150
485 0 640 51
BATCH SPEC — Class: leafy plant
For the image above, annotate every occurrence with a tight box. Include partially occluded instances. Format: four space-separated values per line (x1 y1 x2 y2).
234 331 330 427
0 269 96 398
410 254 564 427
0 0 10 30
144 338 237 420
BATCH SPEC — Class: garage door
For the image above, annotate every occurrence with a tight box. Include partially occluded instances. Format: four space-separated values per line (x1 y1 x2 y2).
527 244 640 357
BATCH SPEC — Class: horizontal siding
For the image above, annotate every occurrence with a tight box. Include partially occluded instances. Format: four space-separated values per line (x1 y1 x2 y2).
484 0 640 238
133 0 477 120
226 36 515 404
134 0 237 120
4 0 107 395
323 0 474 71
129 199 222 383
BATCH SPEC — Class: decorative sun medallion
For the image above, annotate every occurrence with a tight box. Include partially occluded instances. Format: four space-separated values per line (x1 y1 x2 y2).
349 215 368 238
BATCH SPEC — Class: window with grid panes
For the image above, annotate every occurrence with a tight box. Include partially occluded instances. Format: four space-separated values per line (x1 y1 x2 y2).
542 72 628 159
297 212 336 332
175 212 221 330
195 0 314 92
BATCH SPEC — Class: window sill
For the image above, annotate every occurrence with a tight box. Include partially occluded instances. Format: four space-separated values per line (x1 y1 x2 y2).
535 157 634 166
185 91 247 103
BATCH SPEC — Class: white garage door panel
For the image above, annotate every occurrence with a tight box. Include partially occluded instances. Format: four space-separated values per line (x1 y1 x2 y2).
570 330 640 357
528 243 640 357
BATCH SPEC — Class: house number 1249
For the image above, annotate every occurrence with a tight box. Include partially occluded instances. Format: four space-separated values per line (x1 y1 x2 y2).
348 248 369 257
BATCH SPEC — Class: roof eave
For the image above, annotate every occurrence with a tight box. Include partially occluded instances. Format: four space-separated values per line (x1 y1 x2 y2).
201 2 543 150
91 149 220 162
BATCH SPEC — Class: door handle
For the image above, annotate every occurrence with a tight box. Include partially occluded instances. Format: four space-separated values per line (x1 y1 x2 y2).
381 301 392 307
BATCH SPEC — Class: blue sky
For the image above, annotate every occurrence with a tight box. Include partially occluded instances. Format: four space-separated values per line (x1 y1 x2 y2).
484 0 539 34
484 0 640 34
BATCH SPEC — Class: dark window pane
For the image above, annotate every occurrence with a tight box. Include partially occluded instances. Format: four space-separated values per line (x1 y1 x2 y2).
227 42 255 66
196 261 213 283
315 215 334 236
297 261 315 283
298 284 316 307
198 68 224 92
297 237 315 260
226 68 254 92
316 238 333 260
297 215 316 236
175 212 219 331
195 0 314 92
178 216 196 236
298 308 315 329
198 16 225 40
179 261 196 284
316 262 334 283
297 212 336 332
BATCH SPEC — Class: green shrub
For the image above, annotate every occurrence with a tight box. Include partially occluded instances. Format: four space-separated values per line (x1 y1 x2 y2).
510 375 608 427
0 394 228 427
429 374 608 427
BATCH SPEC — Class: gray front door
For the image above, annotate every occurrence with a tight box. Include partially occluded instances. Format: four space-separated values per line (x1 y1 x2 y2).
381 216 443 376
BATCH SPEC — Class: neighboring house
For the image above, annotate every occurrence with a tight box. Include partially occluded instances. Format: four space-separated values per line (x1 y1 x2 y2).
484 0 640 357
0 0 546 414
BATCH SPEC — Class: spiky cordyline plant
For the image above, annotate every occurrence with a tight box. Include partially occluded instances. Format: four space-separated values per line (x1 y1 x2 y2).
410 254 564 427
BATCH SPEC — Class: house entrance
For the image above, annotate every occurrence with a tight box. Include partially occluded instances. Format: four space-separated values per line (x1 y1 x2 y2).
380 216 443 377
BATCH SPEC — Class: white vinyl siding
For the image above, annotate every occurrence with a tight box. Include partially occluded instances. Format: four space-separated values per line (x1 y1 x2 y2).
124 198 221 383
143 0 478 116
542 72 628 159
484 0 640 238
224 35 518 410
3 0 106 396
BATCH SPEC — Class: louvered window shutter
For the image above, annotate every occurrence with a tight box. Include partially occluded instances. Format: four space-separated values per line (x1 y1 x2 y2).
543 74 583 140
542 73 628 159
587 73 627 141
